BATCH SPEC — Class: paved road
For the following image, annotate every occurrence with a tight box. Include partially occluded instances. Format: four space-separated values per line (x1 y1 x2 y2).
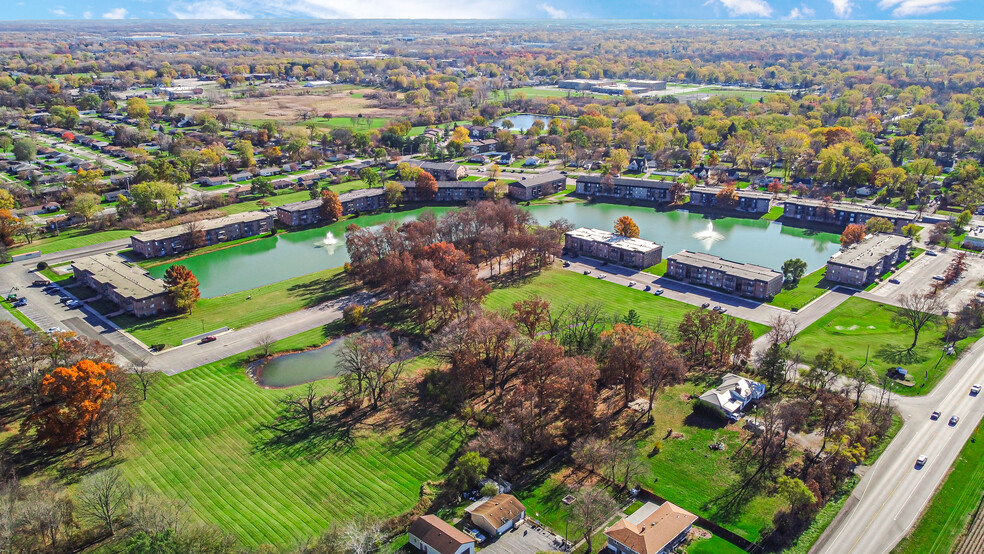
814 337 984 554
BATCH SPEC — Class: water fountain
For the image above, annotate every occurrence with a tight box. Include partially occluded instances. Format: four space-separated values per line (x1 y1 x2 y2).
319 231 341 253
692 221 725 249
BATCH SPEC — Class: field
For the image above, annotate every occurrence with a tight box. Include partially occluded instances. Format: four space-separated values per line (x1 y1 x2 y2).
217 180 372 216
7 228 137 257
115 266 353 346
118 327 468 547
769 268 835 311
484 267 770 341
505 86 607 99
761 206 784 221
894 421 984 554
794 297 983 396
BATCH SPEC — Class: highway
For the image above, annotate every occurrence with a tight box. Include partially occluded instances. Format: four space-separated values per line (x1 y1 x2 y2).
813 336 984 554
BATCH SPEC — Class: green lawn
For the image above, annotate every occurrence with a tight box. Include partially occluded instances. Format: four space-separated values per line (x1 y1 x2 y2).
7 228 137 257
118 328 468 547
761 206 784 221
505 86 607 100
115 266 355 347
643 260 667 277
894 420 984 554
1 300 40 330
302 117 389 131
794 297 983 396
484 268 769 341
769 268 835 311
687 534 747 554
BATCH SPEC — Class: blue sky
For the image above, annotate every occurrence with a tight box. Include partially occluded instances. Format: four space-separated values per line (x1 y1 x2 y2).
6 0 982 21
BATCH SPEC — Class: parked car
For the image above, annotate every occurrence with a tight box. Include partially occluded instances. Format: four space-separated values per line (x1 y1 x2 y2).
977 291 984 298
701 302 710 309
43 284 58 292
628 281 637 287
713 305 723 312
932 275 944 281
654 288 664 296
926 250 938 256
915 455 928 467
889 278 900 284
200 336 217 344
643 285 651 291
972 384 982 395
597 274 607 279
719 307 728 314
32 279 50 286
583 269 591 275
563 261 570 267
65 300 81 309
950 415 960 426
931 410 941 420
45 327 63 334
12 298 27 307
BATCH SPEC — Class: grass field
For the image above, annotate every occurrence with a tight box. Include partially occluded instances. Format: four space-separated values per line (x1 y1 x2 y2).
304 116 389 131
118 327 468 547
794 297 983 396
505 86 607 100
643 260 668 277
115 266 354 346
7 228 137 257
688 534 747 554
0 300 40 330
761 206 784 221
484 268 769 341
769 268 835 311
894 420 984 554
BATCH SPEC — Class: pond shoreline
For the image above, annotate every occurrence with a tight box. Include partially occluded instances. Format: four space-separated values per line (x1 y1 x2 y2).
246 335 344 389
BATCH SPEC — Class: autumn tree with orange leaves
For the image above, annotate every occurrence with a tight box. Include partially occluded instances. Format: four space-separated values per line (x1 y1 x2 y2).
28 360 119 447
415 170 438 201
163 264 200 313
614 215 640 238
840 223 866 247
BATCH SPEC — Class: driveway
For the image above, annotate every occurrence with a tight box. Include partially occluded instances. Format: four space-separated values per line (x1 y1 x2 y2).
479 524 565 554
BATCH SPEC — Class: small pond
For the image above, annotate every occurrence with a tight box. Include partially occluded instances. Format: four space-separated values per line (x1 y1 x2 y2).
252 338 347 388
491 114 572 132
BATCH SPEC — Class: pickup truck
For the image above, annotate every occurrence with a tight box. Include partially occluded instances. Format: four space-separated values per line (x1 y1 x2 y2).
33 279 50 286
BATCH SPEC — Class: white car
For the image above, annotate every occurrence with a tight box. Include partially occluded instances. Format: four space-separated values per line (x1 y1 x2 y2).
972 384 982 395
628 281 637 287
597 274 607 279
654 288 664 296
916 455 928 467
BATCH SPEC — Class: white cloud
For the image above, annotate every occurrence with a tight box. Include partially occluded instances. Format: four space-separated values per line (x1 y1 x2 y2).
785 5 815 18
877 0 961 17
169 1 254 19
705 0 773 18
83 11 92 19
537 3 568 18
49 8 67 16
829 0 853 17
102 7 129 19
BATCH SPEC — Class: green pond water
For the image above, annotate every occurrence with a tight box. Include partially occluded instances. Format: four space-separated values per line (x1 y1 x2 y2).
254 338 347 387
149 203 841 298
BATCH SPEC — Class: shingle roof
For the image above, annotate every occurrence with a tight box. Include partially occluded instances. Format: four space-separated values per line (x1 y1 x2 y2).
408 515 474 554
604 502 696 554
466 494 525 529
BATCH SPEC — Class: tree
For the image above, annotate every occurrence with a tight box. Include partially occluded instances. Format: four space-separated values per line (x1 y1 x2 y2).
29 359 118 446
599 324 682 409
70 192 101 224
70 168 105 192
568 486 616 553
449 451 488 491
76 468 132 535
840 223 866 247
163 265 200 313
607 148 630 175
781 258 808 285
864 217 894 234
958 210 973 230
902 223 922 240
130 359 159 401
613 215 640 238
250 176 274 197
359 167 381 189
0 188 13 210
415 171 438 201
13 138 36 161
233 139 255 168
337 333 407 410
320 189 343 222
893 293 944 351
0 209 20 247
384 181 405 207
126 97 150 119
277 383 338 427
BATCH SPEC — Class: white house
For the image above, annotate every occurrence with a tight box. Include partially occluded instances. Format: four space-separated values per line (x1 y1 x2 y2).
698 373 766 421
465 494 526 537
408 515 475 554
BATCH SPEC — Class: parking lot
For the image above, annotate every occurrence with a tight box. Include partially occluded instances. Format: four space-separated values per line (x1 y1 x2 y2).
477 523 566 554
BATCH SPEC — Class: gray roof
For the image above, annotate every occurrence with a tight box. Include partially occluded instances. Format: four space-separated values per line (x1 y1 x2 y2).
401 180 488 189
827 233 912 270
278 198 322 213
668 251 782 282
784 198 917 220
338 188 385 201
691 185 772 200
576 174 674 189
131 212 273 243
72 254 167 301
511 172 567 189
407 159 463 172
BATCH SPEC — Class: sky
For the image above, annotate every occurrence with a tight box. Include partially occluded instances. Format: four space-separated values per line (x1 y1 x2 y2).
6 0 982 21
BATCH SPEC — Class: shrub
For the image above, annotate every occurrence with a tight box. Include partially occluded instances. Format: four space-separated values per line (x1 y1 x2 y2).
342 304 366 326
36 261 48 271
480 482 499 498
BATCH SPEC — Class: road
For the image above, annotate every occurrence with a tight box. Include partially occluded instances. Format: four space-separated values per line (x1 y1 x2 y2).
813 337 984 554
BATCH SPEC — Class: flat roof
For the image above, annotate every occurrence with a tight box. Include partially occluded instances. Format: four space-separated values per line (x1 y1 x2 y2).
72 254 167 301
566 227 662 254
691 185 772 200
511 172 567 188
668 250 782 282
576 174 674 189
133 212 273 243
338 188 385 201
827 233 912 269
784 198 917 220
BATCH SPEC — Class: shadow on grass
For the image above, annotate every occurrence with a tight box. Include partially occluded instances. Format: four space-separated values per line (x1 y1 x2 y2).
286 273 357 308
684 410 730 431
0 430 124 484
252 409 363 461
876 343 930 366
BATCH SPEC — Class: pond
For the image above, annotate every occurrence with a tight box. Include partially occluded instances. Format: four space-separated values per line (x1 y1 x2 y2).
491 113 572 132
150 203 840 299
252 337 347 388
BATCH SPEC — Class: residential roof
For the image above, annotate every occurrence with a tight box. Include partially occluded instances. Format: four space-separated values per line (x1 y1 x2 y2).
407 159 464 172
604 501 697 554
576 174 674 190
72 254 168 301
566 227 662 254
511 172 567 189
465 494 525 529
667 251 782 283
408 515 474 554
691 185 773 200
827 233 912 270
131 212 273 243
401 180 488 189
699 373 766 415
783 198 917 220
278 198 322 213
338 188 385 202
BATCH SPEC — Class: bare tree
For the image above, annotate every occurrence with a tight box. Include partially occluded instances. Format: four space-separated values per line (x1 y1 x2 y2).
131 488 185 536
567 487 616 553
768 313 799 347
76 468 132 535
130 358 159 401
184 218 207 249
256 333 276 359
277 383 339 427
341 516 383 554
893 292 944 351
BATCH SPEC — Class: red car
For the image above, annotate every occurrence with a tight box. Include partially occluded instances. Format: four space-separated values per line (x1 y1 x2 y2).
200 336 217 344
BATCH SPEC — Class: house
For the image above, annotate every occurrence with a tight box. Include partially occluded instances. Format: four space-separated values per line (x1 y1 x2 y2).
964 226 984 250
465 494 526 537
465 125 496 139
129 212 275 258
688 186 773 214
574 175 676 204
258 167 280 177
698 373 766 421
197 176 229 187
464 139 498 154
564 228 663 269
665 251 783 300
407 515 475 554
71 254 172 318
783 198 918 231
467 155 489 164
229 172 253 183
825 233 912 287
522 156 541 167
508 172 567 201
604 501 697 554
407 160 467 181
